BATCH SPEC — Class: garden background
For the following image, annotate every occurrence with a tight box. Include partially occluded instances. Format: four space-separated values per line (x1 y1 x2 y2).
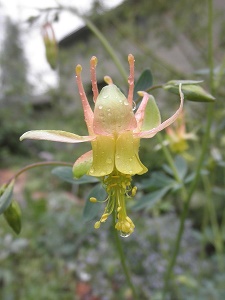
0 0 225 299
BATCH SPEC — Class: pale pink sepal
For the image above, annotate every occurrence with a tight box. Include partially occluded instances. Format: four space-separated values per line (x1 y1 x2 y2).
20 130 96 143
134 91 150 132
137 84 184 139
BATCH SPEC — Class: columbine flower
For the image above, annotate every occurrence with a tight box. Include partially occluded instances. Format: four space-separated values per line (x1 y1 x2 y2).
155 111 197 160
20 54 183 236
165 112 197 154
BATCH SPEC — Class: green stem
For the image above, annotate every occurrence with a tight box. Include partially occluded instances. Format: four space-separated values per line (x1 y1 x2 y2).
203 174 224 270
162 0 215 297
7 161 73 185
157 133 181 184
112 216 138 299
59 4 128 83
84 18 128 83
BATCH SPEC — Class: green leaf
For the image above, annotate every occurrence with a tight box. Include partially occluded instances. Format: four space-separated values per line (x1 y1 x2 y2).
0 180 14 215
82 184 107 222
132 186 171 211
4 200 22 234
139 171 175 190
134 69 153 101
164 82 215 102
163 156 188 180
52 167 99 185
141 95 161 131
174 156 188 180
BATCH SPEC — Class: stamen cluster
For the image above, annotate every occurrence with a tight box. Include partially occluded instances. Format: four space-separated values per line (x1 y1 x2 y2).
92 171 136 237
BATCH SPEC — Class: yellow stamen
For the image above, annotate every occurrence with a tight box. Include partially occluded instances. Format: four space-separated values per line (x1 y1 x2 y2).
90 197 97 203
104 76 113 85
75 64 82 75
94 221 101 229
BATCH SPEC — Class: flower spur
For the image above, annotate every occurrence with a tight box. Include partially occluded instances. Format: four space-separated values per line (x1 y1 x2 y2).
20 54 184 236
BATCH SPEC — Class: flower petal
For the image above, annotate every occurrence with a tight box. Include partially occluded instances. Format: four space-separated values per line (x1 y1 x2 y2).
20 130 95 143
137 84 184 138
73 150 93 178
88 135 115 177
93 84 137 135
115 131 148 175
135 92 161 132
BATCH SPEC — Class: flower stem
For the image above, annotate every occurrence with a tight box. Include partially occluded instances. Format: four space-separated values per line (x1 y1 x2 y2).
162 0 215 297
6 161 73 185
112 215 138 299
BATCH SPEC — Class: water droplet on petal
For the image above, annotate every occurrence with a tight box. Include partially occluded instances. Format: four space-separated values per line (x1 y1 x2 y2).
103 94 109 99
89 168 94 174
99 105 103 109
106 158 112 164
120 231 130 238
124 101 129 106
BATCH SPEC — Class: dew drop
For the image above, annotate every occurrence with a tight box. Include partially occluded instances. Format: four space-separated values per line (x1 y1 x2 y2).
124 101 129 106
132 101 136 111
89 168 94 174
99 105 103 110
103 94 109 99
129 158 133 162
106 158 112 164
120 231 130 238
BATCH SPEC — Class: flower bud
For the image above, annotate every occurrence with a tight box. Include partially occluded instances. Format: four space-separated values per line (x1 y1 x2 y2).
4 200 22 234
164 80 215 102
42 23 58 70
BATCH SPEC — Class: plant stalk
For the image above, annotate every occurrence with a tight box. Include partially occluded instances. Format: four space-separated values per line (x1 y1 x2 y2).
162 0 215 297
112 216 138 299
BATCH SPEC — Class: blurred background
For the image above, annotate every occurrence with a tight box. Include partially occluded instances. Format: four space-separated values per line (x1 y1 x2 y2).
0 0 225 299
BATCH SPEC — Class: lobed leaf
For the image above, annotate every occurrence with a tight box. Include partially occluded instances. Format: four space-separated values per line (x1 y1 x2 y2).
52 167 98 185
82 184 107 223
133 69 153 101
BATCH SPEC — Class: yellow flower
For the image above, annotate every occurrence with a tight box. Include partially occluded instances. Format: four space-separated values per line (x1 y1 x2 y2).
165 112 197 154
20 55 183 236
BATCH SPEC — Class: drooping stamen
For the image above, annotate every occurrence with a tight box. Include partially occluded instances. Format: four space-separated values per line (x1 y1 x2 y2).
127 54 135 106
75 65 94 134
90 56 99 102
104 76 113 85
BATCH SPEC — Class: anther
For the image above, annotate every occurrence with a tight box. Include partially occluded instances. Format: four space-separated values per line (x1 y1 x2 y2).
137 91 145 97
90 56 98 67
104 76 113 85
100 213 109 222
131 186 137 197
90 197 97 203
94 221 101 229
75 64 82 75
